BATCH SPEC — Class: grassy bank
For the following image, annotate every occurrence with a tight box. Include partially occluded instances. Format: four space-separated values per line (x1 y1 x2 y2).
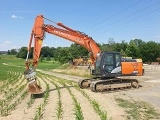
0 55 61 71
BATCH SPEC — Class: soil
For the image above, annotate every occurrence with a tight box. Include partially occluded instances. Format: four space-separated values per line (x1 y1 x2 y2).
0 65 160 120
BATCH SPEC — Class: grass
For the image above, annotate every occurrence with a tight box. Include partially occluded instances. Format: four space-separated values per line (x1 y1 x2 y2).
0 55 24 67
52 63 93 78
115 98 160 120
0 55 61 71
0 55 91 78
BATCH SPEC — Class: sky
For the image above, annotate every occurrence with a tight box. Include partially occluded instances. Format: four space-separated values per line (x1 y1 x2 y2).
0 0 160 51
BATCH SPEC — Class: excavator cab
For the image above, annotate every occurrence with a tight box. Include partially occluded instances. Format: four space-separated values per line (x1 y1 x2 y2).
92 52 122 78
92 52 143 78
79 52 142 91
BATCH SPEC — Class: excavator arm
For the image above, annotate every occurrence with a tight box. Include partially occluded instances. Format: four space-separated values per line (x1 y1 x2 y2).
25 15 100 70
24 15 101 94
24 15 142 94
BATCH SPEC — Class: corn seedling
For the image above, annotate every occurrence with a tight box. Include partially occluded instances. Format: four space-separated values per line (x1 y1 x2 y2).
27 95 35 108
33 104 44 120
37 72 108 120
55 85 63 120
64 83 84 120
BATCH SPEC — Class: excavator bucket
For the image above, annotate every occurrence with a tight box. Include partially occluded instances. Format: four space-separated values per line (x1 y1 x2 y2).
27 80 43 94
24 68 43 94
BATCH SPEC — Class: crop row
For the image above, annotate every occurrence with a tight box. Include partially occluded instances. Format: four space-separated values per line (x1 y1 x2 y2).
0 67 108 120
37 72 108 120
0 69 28 116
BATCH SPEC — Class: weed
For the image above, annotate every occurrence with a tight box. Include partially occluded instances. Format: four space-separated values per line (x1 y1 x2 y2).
115 98 160 120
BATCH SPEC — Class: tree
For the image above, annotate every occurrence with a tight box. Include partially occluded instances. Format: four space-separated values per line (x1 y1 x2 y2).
139 41 160 62
16 47 27 59
69 43 88 58
10 49 18 55
7 50 10 55
130 39 143 48
125 41 139 58
41 46 53 57
100 39 116 52
120 49 127 57
47 55 51 61
40 54 44 62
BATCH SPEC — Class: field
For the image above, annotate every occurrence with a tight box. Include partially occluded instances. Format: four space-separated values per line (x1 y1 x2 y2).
0 55 160 120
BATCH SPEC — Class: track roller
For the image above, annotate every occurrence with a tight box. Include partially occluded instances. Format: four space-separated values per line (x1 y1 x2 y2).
78 79 91 88
131 79 139 88
90 81 104 92
89 78 139 92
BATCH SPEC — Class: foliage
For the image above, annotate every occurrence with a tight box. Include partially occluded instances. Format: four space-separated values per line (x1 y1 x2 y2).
139 41 160 62
126 41 139 58
13 39 160 63
16 47 28 59
0 54 60 70
115 98 160 120
40 54 44 62
46 55 51 61
8 49 18 55
41 46 55 57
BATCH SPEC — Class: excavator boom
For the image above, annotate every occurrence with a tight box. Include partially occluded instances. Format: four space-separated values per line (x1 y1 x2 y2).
24 15 143 94
24 15 101 94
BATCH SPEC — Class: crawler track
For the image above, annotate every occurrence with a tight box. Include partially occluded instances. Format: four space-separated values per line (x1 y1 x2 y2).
79 78 139 92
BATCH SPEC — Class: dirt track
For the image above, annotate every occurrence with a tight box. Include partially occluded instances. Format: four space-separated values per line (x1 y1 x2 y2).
0 65 160 120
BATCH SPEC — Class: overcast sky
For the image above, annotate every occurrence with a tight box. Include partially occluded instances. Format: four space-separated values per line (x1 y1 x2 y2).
0 0 160 51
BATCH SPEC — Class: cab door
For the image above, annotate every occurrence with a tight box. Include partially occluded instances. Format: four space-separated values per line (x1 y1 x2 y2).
101 52 122 75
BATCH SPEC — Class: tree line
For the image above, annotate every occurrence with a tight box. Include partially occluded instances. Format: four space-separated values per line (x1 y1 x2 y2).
8 39 160 63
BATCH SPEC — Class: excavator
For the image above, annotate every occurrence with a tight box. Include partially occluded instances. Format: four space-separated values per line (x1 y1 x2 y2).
24 15 143 94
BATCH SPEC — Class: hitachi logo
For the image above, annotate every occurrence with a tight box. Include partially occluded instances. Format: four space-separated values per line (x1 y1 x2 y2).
53 30 70 37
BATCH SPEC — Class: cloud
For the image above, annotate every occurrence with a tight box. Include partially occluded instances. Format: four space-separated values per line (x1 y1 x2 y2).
43 44 48 47
4 40 11 44
0 41 11 47
11 15 17 18
11 15 24 19
156 36 160 38
0 41 18 51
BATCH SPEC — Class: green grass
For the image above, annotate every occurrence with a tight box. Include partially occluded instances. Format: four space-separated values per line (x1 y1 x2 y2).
37 61 60 70
0 55 24 66
0 55 61 71
115 98 160 120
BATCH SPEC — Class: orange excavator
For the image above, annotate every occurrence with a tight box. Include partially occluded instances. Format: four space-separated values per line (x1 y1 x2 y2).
24 15 143 94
